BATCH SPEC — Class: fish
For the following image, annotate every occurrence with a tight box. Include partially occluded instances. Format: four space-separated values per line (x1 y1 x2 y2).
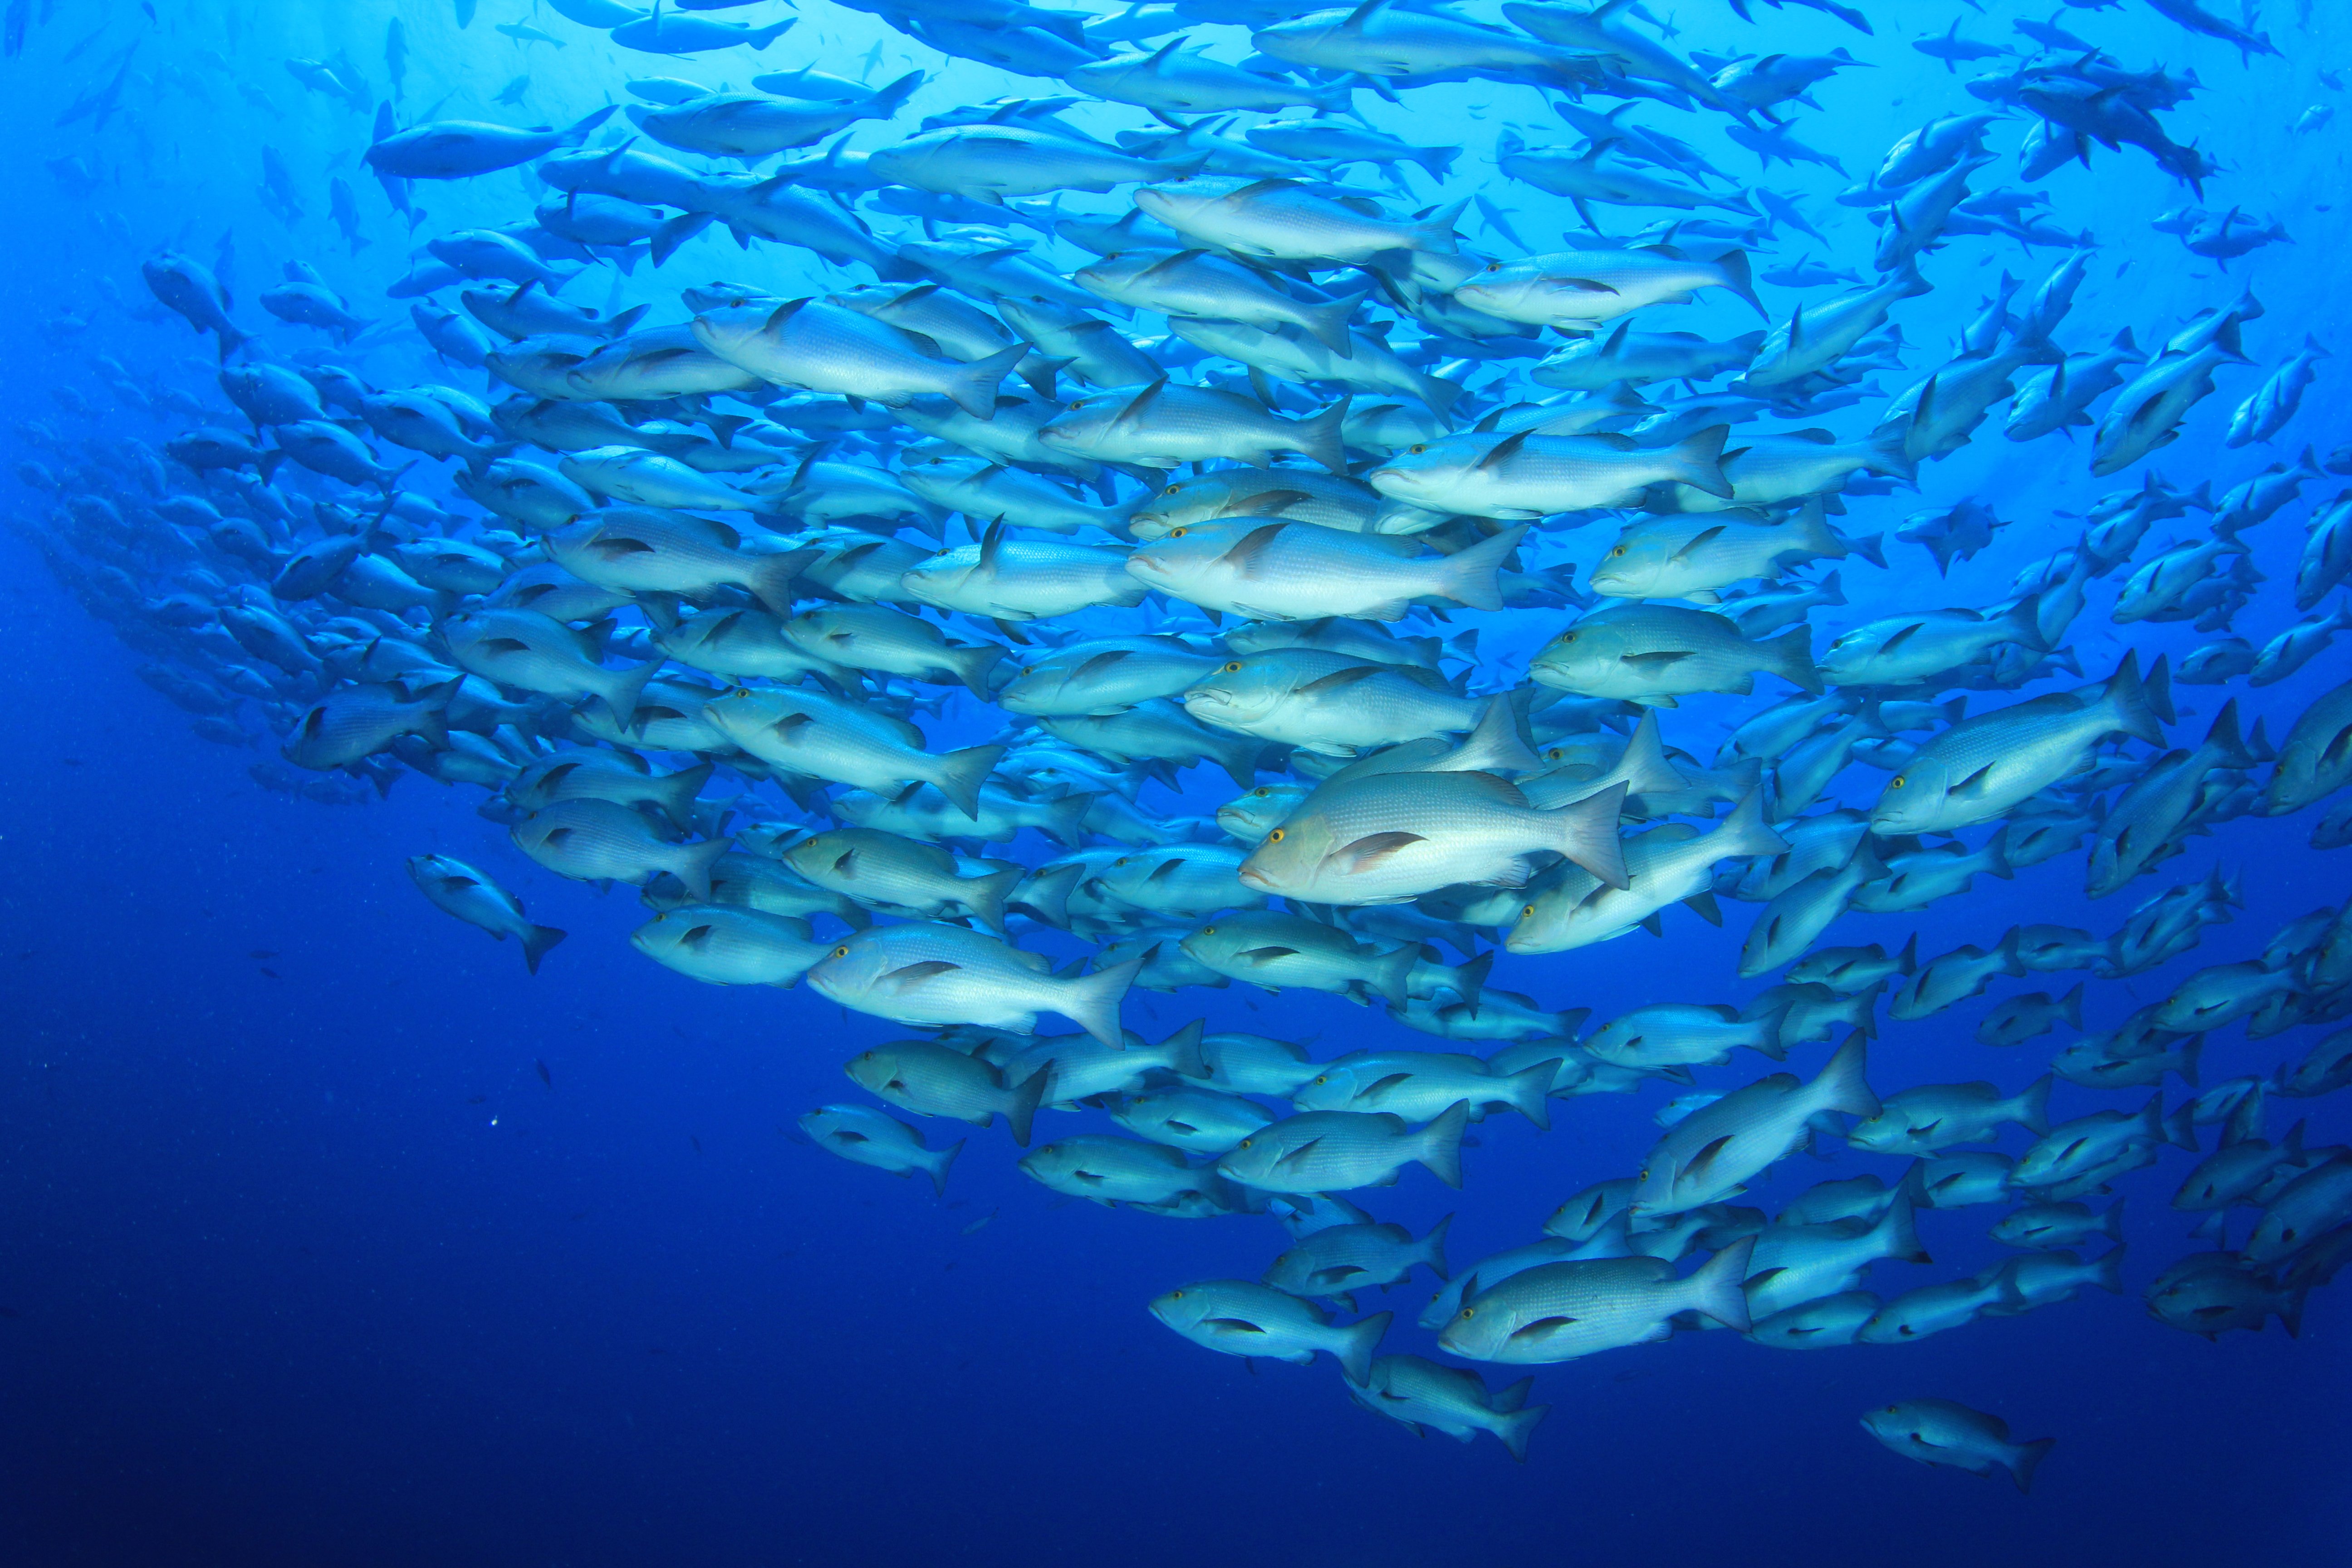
1631 1034 1879 1217
1148 1280 1389 1383
1861 1400 2055 1493
407 855 568 973
800 1104 962 1195
1871 655 2167 834
1436 1240 1754 1363
806 923 1140 1047
1347 1355 1548 1461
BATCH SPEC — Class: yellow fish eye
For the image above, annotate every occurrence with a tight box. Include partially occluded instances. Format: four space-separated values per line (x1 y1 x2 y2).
1890 776 1907 789
1609 545 1627 557
1161 484 1181 495
1202 925 1216 935
1268 828 1284 843
1168 526 1186 538
1522 904 1535 919
1223 660 1242 672
1484 261 1501 272
1252 787 1270 797
1313 1075 1326 1085
1171 1289 1184 1299
1459 1306 1476 1318
1236 1138 1250 1149
1406 442 1428 454
831 945 850 958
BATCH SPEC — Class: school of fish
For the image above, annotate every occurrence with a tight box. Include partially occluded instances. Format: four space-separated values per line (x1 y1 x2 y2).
15 0 2352 1486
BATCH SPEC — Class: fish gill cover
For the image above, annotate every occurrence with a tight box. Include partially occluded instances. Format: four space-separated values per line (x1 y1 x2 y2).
1 0 2349 1562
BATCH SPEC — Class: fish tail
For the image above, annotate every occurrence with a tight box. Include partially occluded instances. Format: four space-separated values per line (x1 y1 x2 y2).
962 867 1024 937
2007 1437 2057 1494
2098 652 2168 747
673 835 733 903
931 742 1006 820
658 761 716 832
1057 954 1142 1049
1302 287 1367 357
1295 392 1352 475
1763 624 1824 694
1615 710 1686 799
1417 1212 1454 1279
2013 1073 2054 1137
747 547 816 614
1408 197 1468 256
948 342 1029 420
520 922 568 975
1671 422 1736 499
1550 780 1629 889
1710 248 1765 318
602 658 662 734
1211 732 1264 790
1490 1400 1548 1463
868 69 923 118
1331 1309 1391 1387
1718 785 1792 858
1043 792 1097 850
1441 695 1529 776
1446 949 1492 1009
1416 1101 1470 1189
1014 860 1081 927
1683 1236 1754 1332
1812 1030 1879 1119
1500 1061 1555 1131
650 211 714 268
926 1137 964 1198
1002 1060 1049 1148
954 640 1008 700
1158 1019 1207 1079
750 17 798 49
1434 522 1526 613
559 103 617 148
2201 697 2254 770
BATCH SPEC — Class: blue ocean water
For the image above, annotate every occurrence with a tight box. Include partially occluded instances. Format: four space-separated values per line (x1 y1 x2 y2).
2 1 2348 1564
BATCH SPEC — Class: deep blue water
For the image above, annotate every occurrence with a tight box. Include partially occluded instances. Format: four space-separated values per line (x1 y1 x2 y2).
3 0 2349 1564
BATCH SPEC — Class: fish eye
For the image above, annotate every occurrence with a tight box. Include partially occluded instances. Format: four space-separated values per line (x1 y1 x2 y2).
1169 527 1186 538
1161 484 1181 495
1252 787 1270 798
1406 443 1428 454
1268 828 1284 843
1484 261 1501 272
1236 1138 1250 1149
1459 1307 1476 1318
1609 545 1627 557
1223 660 1241 672
1114 857 1129 865
1171 1289 1184 1299
831 945 850 958
1203 925 1216 935
1522 904 1535 919
1313 1075 1326 1085
1889 776 1907 789
1068 400 1086 411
